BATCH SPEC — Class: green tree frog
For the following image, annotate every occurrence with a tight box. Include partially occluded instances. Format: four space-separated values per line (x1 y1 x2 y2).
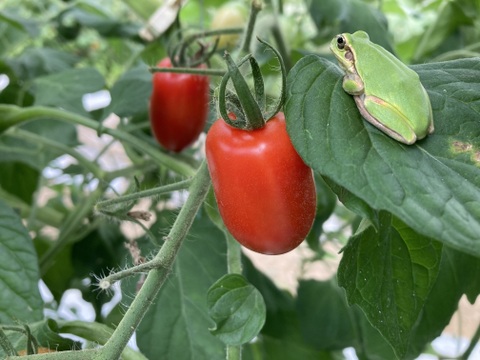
330 31 434 145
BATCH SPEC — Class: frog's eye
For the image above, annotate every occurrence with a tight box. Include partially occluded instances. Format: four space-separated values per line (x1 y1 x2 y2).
336 35 346 50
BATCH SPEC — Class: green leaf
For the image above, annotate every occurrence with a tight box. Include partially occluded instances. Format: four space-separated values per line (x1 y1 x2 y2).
128 210 227 360
285 56 480 257
207 274 266 345
337 212 443 358
57 2 141 38
0 162 39 204
6 48 79 80
308 0 393 53
305 174 336 252
413 1 476 61
0 119 78 170
33 67 105 116
0 199 43 324
243 335 335 360
0 10 38 56
403 245 480 359
104 64 152 118
295 279 397 360
242 257 332 358
0 319 81 357
296 279 354 350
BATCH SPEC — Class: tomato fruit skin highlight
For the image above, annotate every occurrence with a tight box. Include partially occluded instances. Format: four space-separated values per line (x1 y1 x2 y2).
206 113 316 255
149 57 209 152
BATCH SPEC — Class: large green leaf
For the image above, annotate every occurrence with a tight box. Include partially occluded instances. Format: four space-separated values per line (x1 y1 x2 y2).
0 162 39 204
0 9 38 56
403 244 480 359
337 213 442 358
242 257 334 360
104 64 152 118
6 48 79 81
285 56 480 257
129 210 227 360
308 0 392 53
33 67 105 116
296 279 397 360
0 200 43 324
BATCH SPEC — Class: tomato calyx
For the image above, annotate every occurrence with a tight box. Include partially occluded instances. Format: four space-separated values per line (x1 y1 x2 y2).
218 38 287 131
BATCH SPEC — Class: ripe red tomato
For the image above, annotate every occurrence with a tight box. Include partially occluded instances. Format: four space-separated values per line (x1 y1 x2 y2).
149 57 209 152
205 112 316 255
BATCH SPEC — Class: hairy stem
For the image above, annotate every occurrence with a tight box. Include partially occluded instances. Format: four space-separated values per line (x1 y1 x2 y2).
98 161 211 360
95 179 191 212
226 232 242 275
226 233 243 359
239 0 263 54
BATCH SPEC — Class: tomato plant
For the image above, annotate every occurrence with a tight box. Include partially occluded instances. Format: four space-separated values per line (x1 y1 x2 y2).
149 57 209 152
0 0 479 360
206 112 316 255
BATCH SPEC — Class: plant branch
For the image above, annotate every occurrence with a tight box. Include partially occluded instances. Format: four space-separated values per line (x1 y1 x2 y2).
6 127 104 179
0 105 196 177
56 321 148 360
98 161 211 360
226 232 243 359
239 0 263 54
226 232 242 275
95 179 191 212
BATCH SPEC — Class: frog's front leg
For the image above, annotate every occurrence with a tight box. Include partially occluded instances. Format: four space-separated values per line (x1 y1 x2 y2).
342 74 364 96
353 95 418 145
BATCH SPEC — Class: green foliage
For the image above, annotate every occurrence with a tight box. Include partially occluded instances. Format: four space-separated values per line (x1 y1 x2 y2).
285 55 480 257
0 200 43 324
0 0 479 359
208 274 266 345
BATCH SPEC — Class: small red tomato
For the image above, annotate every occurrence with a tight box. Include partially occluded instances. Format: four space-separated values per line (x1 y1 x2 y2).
149 57 209 152
206 112 316 255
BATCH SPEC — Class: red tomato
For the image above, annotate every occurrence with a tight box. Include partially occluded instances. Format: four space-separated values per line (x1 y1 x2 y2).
149 57 209 152
205 113 316 255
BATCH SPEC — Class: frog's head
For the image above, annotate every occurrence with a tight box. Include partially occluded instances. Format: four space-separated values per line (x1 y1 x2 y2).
330 31 369 72
330 33 354 71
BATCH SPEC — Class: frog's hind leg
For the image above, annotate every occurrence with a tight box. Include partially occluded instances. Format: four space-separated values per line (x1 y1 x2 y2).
354 95 417 145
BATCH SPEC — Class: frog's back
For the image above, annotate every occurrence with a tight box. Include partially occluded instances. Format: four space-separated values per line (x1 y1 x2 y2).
353 37 430 129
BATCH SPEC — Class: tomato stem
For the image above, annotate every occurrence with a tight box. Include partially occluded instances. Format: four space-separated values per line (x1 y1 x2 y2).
239 0 263 54
227 344 242 360
226 232 243 274
99 161 211 360
95 179 192 213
